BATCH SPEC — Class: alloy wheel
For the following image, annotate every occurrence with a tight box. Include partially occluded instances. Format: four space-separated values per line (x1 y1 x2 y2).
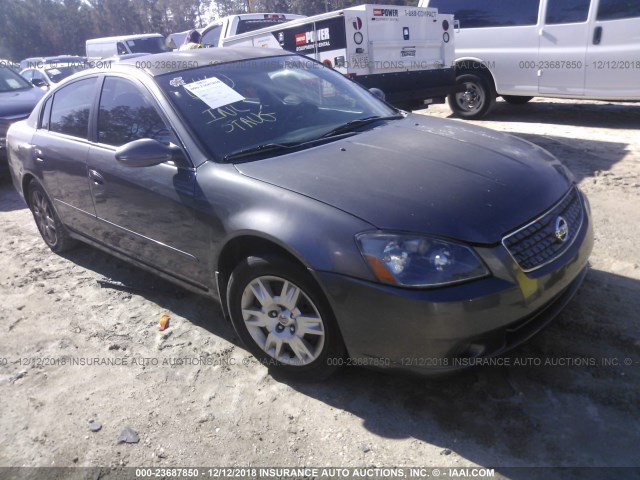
31 190 57 246
240 275 326 366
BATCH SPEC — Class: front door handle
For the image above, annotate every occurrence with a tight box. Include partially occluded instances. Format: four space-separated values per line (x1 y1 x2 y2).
593 26 603 45
88 169 105 186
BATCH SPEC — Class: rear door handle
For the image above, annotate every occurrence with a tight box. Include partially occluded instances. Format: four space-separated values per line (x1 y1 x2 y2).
593 26 603 45
88 169 105 186
33 148 44 162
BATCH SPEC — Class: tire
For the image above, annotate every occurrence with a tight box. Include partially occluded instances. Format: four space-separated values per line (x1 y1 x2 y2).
27 181 77 253
448 72 496 120
502 95 534 105
227 255 346 381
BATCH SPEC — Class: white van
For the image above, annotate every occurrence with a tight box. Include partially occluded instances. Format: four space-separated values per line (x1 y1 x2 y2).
86 34 171 60
419 0 640 118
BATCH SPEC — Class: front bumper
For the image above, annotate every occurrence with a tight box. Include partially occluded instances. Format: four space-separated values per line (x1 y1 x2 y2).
315 192 594 374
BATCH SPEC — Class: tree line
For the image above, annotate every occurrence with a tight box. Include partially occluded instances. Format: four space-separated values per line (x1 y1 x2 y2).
0 0 416 61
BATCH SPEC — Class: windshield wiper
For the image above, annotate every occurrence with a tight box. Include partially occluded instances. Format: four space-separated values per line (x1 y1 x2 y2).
223 130 371 162
223 114 404 162
321 114 405 138
223 142 301 162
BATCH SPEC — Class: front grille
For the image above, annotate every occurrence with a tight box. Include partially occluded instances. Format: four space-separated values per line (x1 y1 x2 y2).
502 187 584 272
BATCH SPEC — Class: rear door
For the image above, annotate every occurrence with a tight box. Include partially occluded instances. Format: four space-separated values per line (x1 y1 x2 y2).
31 77 99 234
86 75 209 286
538 0 592 95
585 0 640 98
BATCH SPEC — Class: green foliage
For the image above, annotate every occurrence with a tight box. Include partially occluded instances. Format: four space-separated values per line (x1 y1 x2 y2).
0 0 417 61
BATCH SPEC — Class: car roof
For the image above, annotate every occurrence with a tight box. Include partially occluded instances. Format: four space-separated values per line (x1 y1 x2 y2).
86 34 164 43
116 47 295 76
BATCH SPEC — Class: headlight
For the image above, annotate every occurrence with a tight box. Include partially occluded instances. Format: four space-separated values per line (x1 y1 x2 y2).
356 233 489 288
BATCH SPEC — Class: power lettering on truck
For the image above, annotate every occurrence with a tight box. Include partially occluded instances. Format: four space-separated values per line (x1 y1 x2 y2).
274 18 347 54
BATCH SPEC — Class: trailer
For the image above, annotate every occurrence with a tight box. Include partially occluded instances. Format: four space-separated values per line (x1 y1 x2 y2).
222 4 457 109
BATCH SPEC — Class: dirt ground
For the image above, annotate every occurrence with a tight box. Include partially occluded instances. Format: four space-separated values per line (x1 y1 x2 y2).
0 97 639 477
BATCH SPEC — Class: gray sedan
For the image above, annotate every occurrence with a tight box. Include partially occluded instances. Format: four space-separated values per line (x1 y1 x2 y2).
6 48 593 380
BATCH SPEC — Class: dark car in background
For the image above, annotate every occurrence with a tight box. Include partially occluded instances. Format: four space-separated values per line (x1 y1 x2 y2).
0 65 45 171
6 48 593 380
0 59 20 72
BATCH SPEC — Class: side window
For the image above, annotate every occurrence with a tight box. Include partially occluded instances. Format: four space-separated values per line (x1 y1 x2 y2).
22 70 34 81
597 0 640 20
40 97 52 130
201 25 222 47
428 0 540 28
117 42 128 55
546 0 591 24
50 78 96 138
32 70 46 83
97 77 171 147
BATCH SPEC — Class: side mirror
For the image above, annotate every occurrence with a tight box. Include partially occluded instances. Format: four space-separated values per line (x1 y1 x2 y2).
32 78 48 88
115 139 187 168
369 88 386 101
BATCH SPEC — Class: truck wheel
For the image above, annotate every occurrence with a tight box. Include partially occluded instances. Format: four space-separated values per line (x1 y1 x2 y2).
502 95 534 105
227 255 346 381
448 73 495 120
28 181 77 253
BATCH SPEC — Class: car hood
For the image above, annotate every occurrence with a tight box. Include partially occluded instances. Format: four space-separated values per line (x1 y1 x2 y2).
234 115 573 244
0 87 44 118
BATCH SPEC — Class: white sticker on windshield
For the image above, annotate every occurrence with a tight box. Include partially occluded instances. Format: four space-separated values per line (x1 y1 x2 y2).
183 77 245 110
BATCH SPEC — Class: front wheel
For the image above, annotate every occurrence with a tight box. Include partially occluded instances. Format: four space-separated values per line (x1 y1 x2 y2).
227 255 346 381
448 73 496 120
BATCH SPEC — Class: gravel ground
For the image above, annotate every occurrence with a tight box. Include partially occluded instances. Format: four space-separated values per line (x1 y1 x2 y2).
0 97 639 477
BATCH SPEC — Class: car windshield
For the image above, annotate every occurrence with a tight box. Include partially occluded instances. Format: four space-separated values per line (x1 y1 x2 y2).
45 65 86 83
126 37 171 54
156 55 399 162
0 65 33 92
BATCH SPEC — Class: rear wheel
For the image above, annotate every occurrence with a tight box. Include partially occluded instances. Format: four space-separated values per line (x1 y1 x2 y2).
28 181 76 253
227 255 346 381
448 72 496 120
502 95 534 105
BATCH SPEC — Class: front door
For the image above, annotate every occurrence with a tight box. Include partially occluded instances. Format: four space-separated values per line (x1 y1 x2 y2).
86 75 209 286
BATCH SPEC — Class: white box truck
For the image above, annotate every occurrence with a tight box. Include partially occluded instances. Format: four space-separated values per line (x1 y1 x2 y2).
221 5 457 109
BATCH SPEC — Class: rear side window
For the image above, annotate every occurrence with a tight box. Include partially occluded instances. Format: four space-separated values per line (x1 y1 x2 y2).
546 0 591 24
597 0 640 20
236 18 295 35
40 97 52 130
428 0 540 27
49 78 96 138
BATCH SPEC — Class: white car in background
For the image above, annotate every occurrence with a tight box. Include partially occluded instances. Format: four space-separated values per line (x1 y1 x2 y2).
419 0 640 118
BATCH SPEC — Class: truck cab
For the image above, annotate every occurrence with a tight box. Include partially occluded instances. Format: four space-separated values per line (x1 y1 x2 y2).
201 13 306 48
